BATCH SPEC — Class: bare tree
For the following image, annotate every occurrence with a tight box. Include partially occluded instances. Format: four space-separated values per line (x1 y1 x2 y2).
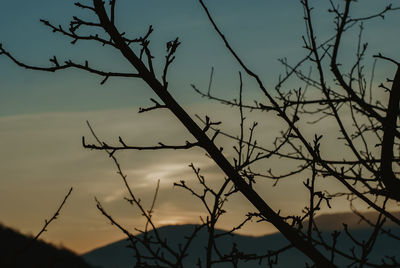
2 0 400 267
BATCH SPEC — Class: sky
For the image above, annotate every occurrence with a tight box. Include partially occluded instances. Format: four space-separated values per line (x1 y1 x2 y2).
1 0 400 254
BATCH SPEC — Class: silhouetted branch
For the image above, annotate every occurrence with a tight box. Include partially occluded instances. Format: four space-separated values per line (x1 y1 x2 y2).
33 187 73 241
0 45 140 84
83 135 200 155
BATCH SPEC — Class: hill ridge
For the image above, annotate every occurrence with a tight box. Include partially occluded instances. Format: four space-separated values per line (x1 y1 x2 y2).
83 212 400 268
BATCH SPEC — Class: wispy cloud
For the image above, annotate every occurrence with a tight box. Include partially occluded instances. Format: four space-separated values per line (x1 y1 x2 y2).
1 100 388 253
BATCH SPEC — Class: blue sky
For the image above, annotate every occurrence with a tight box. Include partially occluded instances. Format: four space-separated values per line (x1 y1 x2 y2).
1 0 399 116
0 0 368 115
1 0 399 253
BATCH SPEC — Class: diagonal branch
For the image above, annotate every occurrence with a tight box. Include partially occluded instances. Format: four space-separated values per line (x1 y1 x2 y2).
32 187 73 241
92 0 335 266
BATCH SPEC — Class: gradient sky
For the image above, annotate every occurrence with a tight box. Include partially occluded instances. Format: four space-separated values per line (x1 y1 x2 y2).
1 0 400 254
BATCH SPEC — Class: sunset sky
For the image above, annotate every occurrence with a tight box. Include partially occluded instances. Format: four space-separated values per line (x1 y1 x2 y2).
1 0 400 254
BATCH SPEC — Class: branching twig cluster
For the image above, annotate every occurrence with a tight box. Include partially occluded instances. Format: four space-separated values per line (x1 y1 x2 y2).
2 0 400 267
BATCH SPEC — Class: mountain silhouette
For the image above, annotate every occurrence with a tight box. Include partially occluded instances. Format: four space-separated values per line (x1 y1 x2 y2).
0 223 93 268
82 212 400 267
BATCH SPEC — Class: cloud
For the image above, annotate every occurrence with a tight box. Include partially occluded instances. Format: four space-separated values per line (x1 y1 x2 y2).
0 98 391 253
0 105 251 253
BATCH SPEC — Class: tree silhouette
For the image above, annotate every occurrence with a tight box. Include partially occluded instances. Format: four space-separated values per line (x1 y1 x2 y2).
1 0 400 267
